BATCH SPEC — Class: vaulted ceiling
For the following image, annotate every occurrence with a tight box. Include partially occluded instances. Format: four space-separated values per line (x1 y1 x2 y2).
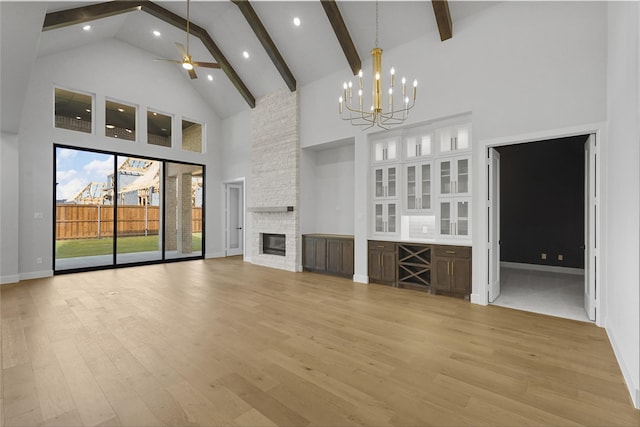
3 1 500 124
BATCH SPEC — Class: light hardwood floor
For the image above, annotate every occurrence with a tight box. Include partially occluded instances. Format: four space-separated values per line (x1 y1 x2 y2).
2 257 638 426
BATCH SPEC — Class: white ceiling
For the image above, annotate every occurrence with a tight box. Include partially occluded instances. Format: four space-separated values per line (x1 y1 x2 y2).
10 1 501 122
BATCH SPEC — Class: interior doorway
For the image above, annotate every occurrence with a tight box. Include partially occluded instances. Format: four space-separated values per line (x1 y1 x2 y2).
225 181 244 257
486 135 598 322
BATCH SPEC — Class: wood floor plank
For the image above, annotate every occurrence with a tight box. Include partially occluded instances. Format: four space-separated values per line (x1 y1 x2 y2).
50 339 116 427
1 257 638 426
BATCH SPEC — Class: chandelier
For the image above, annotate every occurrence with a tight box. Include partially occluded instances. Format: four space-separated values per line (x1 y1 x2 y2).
338 1 417 130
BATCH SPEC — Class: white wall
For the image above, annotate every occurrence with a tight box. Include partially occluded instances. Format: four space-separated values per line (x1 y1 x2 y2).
10 38 224 279
605 1 640 408
301 143 355 235
0 132 20 284
220 109 252 259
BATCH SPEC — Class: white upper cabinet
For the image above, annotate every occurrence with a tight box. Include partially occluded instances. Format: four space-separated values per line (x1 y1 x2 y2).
373 165 398 199
437 124 471 154
438 156 471 197
405 161 432 212
405 132 433 159
373 138 398 163
439 197 471 240
373 201 398 235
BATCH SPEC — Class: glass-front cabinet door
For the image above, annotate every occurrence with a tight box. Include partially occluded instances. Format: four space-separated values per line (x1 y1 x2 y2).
405 133 433 159
456 157 470 195
437 124 471 154
405 161 432 212
438 156 471 197
373 165 397 199
373 139 398 162
438 197 471 240
440 201 452 237
373 201 397 234
456 198 471 238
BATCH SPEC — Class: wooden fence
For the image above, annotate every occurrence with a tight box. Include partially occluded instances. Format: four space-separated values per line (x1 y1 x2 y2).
56 204 202 240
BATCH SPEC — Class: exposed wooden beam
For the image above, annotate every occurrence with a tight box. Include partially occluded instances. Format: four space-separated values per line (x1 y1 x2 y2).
320 0 361 76
42 1 142 31
231 0 296 92
42 1 256 109
431 0 453 41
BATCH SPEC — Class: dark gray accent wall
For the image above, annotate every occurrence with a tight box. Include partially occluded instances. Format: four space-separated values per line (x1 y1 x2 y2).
497 135 587 269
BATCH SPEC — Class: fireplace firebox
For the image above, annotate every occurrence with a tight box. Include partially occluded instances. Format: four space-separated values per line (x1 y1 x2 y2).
262 233 286 256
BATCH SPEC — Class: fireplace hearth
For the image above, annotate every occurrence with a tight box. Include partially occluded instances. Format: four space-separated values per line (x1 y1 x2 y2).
262 233 286 256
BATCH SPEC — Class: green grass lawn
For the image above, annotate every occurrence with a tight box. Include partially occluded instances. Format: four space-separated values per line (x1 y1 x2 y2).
56 233 202 258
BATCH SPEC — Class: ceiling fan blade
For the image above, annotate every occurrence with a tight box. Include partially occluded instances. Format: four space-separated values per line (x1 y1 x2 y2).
153 58 182 64
187 68 197 79
192 61 221 69
175 42 189 59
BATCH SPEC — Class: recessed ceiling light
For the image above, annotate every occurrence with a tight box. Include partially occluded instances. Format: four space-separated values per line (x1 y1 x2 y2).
125 129 132 133
242 51 250 59
117 108 125 112
207 75 213 81
85 108 91 113
106 124 115 129
83 25 91 31
75 116 81 120
153 112 157 116
152 30 161 37
293 17 301 27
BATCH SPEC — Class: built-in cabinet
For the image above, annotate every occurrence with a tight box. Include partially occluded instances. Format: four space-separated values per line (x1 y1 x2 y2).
405 161 432 212
432 245 472 297
302 234 354 278
366 118 473 300
369 118 472 245
437 123 471 154
368 240 471 298
368 240 397 285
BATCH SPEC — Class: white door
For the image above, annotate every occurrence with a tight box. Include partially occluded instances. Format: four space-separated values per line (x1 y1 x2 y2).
225 183 244 256
488 148 501 302
584 135 597 320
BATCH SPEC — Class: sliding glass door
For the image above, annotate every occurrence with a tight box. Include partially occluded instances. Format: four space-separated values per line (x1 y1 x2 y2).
165 162 204 259
54 145 204 273
115 156 163 264
55 147 115 270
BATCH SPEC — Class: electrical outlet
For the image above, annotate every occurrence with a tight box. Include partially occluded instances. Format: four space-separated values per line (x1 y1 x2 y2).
558 254 563 261
36 257 42 264
541 253 547 260
34 212 43 219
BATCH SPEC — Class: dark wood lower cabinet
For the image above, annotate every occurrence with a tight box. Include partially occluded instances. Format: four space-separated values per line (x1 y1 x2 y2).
432 245 472 298
367 240 471 298
368 241 397 285
302 234 353 278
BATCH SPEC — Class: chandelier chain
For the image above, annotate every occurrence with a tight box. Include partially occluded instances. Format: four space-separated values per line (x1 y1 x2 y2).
375 0 379 48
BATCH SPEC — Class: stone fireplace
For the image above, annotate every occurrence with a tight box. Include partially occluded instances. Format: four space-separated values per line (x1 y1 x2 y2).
249 89 300 272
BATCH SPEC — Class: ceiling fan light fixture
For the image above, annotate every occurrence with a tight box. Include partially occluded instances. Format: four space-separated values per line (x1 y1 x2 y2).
182 62 194 70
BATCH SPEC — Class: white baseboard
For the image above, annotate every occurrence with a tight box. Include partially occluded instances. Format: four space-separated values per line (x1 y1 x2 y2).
353 274 368 284
470 292 488 305
1 275 19 285
19 270 53 281
606 326 640 409
244 256 252 263
501 261 584 276
205 252 225 259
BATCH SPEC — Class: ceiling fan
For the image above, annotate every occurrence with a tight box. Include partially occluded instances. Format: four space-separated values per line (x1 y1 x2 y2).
154 0 220 79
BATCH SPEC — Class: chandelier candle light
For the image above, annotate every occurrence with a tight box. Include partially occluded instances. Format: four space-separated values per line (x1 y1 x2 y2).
338 1 417 130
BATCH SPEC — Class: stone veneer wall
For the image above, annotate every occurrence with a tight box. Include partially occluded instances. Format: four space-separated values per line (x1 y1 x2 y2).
250 89 300 271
